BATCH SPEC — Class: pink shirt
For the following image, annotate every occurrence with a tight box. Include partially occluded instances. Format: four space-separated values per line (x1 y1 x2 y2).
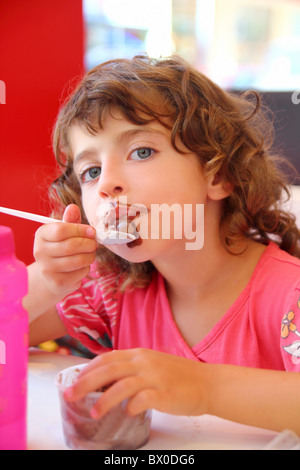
57 242 300 372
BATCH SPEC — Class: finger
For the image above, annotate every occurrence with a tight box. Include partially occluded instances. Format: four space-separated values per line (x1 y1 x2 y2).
126 388 158 416
47 252 96 273
63 204 82 224
37 220 95 243
76 352 112 378
64 360 137 402
90 376 146 419
77 350 135 378
45 236 97 258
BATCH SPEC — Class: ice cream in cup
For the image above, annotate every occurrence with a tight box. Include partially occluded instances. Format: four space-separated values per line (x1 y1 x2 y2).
55 364 152 450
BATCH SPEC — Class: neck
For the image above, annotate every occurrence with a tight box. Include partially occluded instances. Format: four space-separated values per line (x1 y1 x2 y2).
151 199 230 297
153 238 229 295
152 235 266 303
151 198 266 302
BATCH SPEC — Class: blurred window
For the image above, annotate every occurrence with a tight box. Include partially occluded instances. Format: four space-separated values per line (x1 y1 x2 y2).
83 0 172 70
83 0 300 90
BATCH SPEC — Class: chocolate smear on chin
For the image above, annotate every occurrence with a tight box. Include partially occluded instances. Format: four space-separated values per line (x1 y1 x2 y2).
127 236 143 248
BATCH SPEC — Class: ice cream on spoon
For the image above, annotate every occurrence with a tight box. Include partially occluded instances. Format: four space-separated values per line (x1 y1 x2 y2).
0 201 147 247
94 200 147 246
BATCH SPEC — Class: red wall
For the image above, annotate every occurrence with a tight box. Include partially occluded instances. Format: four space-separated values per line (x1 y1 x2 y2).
0 0 84 265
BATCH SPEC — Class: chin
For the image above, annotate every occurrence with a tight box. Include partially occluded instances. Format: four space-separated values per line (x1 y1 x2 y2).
107 237 179 264
107 239 152 263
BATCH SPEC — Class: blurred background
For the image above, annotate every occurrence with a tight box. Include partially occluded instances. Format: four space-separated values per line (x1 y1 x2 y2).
84 0 300 91
1 0 300 264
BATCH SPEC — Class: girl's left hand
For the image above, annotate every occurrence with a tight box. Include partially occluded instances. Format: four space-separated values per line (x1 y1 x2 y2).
64 348 211 418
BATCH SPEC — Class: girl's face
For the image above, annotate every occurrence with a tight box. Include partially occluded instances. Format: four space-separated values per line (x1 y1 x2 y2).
69 109 209 263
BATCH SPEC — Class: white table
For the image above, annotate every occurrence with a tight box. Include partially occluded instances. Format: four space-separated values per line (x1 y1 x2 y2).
27 349 279 450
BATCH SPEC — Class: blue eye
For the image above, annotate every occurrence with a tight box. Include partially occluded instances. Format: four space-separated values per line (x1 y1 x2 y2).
131 147 154 160
80 167 101 183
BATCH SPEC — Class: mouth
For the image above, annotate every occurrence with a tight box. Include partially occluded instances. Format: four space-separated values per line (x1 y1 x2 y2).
94 200 148 246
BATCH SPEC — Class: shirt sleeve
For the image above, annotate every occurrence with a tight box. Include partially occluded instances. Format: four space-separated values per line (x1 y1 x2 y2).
56 266 120 355
280 285 300 372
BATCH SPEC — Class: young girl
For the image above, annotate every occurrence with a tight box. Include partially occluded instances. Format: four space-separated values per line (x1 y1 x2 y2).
26 55 300 434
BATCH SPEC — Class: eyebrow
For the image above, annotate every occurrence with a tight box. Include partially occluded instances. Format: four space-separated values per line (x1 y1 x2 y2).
73 149 98 167
117 126 168 144
73 126 168 166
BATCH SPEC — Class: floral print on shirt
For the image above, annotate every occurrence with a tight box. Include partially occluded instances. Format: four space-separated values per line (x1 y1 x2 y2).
281 295 300 366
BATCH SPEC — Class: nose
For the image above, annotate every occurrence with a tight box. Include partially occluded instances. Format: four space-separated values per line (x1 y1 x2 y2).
97 161 127 199
99 186 123 198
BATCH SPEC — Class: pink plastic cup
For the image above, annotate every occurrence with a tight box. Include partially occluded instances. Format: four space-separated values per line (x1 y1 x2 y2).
55 364 152 450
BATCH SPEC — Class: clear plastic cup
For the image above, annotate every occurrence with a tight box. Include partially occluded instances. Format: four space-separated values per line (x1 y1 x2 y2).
55 364 152 450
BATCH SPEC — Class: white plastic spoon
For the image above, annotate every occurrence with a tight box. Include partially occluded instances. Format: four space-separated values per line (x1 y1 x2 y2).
96 228 137 245
0 206 136 245
0 206 63 224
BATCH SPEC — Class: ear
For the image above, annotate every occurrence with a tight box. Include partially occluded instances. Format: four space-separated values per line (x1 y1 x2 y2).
206 172 234 201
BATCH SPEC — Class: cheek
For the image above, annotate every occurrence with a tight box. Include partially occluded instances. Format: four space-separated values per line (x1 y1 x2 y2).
81 192 98 225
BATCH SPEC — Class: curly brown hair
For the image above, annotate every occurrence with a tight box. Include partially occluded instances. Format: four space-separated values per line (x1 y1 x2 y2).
51 54 300 289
